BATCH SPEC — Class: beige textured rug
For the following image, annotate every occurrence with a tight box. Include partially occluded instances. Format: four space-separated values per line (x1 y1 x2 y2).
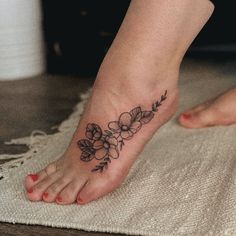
1 59 236 235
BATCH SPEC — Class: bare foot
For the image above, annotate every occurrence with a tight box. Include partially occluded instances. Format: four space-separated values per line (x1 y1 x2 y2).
179 87 236 128
24 71 179 204
23 0 214 205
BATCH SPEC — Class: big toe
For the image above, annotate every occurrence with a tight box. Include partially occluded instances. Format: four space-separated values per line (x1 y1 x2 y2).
77 177 122 205
179 108 216 129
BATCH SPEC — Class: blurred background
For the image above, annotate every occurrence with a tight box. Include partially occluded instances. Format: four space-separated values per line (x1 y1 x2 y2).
42 0 236 76
1 0 236 80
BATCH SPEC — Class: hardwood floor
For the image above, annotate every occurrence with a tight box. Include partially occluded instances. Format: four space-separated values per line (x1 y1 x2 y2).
0 74 124 236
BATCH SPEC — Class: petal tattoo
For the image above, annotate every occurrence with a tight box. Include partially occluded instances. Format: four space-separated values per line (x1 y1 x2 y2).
77 90 168 172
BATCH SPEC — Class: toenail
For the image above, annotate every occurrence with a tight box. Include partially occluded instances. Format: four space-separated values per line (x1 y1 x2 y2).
77 197 83 203
43 192 48 198
182 113 191 119
28 174 38 182
56 196 62 202
27 188 33 194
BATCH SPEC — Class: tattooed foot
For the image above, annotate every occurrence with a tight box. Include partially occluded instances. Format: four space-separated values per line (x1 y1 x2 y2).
78 91 167 172
24 77 178 205
179 87 236 128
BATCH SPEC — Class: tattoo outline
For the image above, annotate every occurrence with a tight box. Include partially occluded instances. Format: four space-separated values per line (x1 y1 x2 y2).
77 90 167 172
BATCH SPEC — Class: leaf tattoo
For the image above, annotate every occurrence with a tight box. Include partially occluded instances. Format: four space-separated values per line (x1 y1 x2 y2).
140 111 154 124
130 106 142 122
78 139 93 151
77 139 95 162
77 90 168 172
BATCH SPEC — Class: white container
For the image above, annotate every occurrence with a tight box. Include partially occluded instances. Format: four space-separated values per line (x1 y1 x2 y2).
0 0 45 80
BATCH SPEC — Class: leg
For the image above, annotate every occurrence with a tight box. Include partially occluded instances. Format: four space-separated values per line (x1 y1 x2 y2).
179 87 236 128
25 0 214 205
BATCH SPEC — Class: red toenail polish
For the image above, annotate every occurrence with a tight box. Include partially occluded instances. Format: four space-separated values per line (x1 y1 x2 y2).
77 197 83 203
182 113 191 119
43 192 48 198
56 196 62 202
27 188 33 194
29 174 38 182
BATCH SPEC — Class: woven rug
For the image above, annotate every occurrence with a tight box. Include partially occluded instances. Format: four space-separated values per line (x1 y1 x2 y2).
0 60 236 236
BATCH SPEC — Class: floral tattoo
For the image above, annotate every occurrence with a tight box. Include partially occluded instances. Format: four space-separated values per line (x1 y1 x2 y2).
77 90 167 172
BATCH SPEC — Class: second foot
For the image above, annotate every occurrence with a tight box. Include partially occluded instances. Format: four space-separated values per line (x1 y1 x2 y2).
179 87 236 128
24 67 179 205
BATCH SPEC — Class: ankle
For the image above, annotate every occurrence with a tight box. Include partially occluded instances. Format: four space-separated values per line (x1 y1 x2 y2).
96 63 179 108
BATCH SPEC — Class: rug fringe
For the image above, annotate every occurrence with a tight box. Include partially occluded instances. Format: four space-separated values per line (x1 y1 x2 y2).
0 89 91 180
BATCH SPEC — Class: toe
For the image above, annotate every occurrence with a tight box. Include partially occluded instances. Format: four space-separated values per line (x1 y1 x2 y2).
77 177 121 205
55 178 88 205
178 100 215 129
25 162 57 190
76 180 95 205
179 108 216 129
26 171 61 201
42 176 72 203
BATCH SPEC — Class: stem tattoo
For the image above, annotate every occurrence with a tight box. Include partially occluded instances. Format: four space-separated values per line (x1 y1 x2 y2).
77 90 167 172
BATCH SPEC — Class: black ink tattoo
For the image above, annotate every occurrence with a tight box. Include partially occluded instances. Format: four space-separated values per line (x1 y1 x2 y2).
77 90 167 172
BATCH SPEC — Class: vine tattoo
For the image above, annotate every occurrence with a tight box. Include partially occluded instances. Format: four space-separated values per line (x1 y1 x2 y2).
77 90 167 172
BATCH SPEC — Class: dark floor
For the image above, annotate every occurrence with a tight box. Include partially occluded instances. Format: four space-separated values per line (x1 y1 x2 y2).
0 74 92 157
0 74 124 236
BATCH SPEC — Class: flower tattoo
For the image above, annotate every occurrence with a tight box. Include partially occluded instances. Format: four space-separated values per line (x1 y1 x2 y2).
77 90 167 172
94 136 119 160
86 123 102 141
108 112 141 140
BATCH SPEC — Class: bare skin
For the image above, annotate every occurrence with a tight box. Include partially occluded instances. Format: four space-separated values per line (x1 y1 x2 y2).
179 87 236 128
24 0 214 205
